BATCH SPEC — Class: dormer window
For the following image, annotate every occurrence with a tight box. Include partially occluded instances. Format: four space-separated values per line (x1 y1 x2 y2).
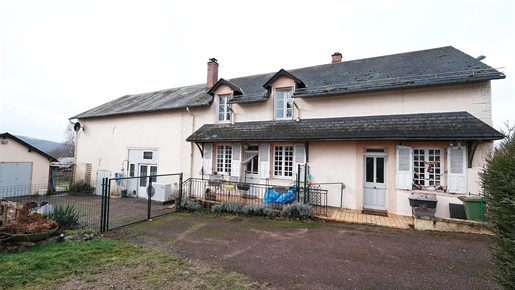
217 94 231 122
274 88 293 119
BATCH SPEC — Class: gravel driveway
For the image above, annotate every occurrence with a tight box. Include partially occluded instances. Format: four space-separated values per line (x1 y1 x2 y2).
121 213 498 290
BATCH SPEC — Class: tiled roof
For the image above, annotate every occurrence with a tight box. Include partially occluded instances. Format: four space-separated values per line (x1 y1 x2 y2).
71 46 505 119
186 111 504 142
71 84 211 119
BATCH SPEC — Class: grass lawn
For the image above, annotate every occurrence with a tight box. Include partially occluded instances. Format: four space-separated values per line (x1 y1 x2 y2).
0 237 264 290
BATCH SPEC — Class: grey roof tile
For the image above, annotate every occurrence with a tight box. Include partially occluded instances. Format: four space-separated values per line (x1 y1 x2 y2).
71 46 505 119
186 111 504 142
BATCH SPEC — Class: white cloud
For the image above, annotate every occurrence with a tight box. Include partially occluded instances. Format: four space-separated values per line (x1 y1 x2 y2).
1 0 514 141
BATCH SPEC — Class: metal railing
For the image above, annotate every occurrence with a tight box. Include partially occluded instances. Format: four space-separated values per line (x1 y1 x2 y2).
181 178 329 215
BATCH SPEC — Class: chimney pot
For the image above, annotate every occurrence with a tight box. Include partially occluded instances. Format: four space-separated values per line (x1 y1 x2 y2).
207 58 219 89
331 52 342 63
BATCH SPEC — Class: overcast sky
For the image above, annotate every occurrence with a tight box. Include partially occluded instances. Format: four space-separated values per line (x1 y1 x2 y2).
1 0 514 142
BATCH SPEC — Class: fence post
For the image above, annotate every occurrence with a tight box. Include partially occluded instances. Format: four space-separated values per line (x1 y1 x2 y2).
100 177 108 232
147 176 152 220
178 173 183 209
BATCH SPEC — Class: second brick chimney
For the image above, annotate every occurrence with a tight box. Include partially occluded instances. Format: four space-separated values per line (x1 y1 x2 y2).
207 58 219 89
331 52 342 63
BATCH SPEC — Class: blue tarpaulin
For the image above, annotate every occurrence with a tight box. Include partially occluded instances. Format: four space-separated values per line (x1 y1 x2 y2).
263 187 295 204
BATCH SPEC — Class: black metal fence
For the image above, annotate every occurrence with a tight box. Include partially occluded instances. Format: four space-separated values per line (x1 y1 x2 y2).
99 173 182 232
1 188 101 230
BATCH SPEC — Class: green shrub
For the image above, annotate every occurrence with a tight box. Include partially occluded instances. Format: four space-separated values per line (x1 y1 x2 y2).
69 180 95 194
49 205 80 230
480 124 515 289
211 201 241 215
180 199 202 212
280 202 312 220
242 204 276 218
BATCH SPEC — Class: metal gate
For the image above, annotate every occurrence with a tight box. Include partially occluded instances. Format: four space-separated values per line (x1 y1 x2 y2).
99 172 183 232
295 164 328 216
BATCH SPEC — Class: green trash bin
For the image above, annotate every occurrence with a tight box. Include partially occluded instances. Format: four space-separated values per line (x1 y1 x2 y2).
458 196 486 221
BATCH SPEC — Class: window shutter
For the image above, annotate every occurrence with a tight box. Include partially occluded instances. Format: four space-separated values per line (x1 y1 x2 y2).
396 145 413 190
448 146 466 194
231 143 242 178
294 143 306 181
203 143 213 175
259 143 270 179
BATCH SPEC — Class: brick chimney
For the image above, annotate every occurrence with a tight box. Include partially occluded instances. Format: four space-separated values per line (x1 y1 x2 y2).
331 52 342 63
207 58 219 89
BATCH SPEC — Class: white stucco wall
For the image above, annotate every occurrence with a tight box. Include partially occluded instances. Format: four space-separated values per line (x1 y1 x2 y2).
308 142 357 208
296 82 492 125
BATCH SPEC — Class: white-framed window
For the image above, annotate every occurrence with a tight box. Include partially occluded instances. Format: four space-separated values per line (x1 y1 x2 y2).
217 95 231 122
216 145 232 174
413 148 442 187
274 145 294 178
274 88 293 119
396 145 466 193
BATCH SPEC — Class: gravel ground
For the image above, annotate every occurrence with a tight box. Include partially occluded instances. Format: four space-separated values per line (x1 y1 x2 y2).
114 213 499 290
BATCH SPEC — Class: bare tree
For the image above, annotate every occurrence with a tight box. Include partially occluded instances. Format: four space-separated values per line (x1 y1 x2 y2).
48 124 75 158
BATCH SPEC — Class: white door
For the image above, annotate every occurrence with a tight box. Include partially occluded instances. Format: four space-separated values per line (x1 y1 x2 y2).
0 162 32 197
96 170 111 196
363 153 387 210
243 146 259 195
137 164 157 198
126 163 137 197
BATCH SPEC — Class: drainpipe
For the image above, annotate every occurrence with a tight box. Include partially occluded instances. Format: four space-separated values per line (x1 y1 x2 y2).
186 107 195 179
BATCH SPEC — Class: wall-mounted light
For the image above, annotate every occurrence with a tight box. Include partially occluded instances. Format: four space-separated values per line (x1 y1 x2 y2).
1 140 7 145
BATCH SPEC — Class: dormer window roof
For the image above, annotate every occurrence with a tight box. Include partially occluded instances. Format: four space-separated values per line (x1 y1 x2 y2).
263 69 306 90
207 78 243 96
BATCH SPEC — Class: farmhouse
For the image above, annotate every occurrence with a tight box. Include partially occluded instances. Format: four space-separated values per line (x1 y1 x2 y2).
70 46 505 217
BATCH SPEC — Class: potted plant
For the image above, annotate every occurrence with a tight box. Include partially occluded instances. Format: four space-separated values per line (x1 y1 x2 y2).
204 188 216 201
237 183 250 191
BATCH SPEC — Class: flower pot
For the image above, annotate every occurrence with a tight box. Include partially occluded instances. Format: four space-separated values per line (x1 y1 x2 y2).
237 184 250 191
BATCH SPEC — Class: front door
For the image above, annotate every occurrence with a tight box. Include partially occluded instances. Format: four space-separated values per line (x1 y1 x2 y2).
363 152 387 210
137 164 157 198
243 146 259 196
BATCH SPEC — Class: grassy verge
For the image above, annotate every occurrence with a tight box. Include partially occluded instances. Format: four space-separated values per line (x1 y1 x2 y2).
0 237 262 289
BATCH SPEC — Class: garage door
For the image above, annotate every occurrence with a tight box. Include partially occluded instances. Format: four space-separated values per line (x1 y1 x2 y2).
0 162 32 197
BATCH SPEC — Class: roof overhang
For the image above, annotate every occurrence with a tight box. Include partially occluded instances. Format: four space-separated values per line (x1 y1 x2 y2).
186 111 504 143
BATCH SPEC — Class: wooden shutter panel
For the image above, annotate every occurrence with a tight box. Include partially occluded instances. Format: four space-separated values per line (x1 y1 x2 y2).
231 143 242 178
294 143 306 181
259 143 270 179
448 146 466 194
203 143 213 175
396 145 413 190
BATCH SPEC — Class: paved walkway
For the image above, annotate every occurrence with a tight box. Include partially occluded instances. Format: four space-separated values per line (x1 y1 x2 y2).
320 208 414 229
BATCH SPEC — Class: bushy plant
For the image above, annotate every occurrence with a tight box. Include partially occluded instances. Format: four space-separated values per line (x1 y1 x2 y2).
49 205 80 230
211 201 241 215
180 199 202 212
242 204 276 218
280 202 313 220
69 180 95 194
480 124 515 289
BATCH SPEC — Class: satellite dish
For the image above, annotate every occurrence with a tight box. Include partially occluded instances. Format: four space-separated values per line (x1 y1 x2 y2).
476 55 486 61
73 122 82 132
